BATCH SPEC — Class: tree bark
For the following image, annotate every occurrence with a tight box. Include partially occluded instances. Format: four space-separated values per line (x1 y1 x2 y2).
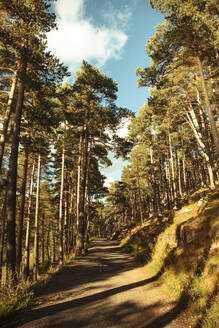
59 144 65 264
186 111 215 188
46 227 50 262
196 54 219 157
169 133 177 202
75 131 84 256
0 69 18 172
24 158 35 279
16 148 29 273
52 230 56 263
6 60 26 282
41 213 45 265
33 154 41 281
83 149 91 250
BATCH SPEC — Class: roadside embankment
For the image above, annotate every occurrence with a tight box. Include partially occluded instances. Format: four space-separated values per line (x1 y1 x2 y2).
121 188 219 328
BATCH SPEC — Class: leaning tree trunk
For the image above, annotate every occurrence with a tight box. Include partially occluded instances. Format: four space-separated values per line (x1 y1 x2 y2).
33 154 41 281
6 60 26 282
196 54 219 157
0 69 18 172
23 158 35 279
16 148 29 274
186 109 215 188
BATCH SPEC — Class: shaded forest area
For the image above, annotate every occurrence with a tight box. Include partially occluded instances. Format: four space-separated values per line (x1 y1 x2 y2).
0 0 218 325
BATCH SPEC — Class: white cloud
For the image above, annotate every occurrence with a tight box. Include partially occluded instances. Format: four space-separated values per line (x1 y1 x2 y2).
47 0 131 71
102 4 132 30
117 117 130 138
55 0 84 21
104 176 115 188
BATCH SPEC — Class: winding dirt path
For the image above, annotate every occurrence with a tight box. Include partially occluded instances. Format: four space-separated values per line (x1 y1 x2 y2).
2 239 190 328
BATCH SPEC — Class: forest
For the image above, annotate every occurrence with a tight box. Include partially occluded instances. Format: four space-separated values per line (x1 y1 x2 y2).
0 0 218 326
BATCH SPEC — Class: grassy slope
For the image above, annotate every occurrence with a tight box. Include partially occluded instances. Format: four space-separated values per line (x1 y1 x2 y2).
121 188 219 328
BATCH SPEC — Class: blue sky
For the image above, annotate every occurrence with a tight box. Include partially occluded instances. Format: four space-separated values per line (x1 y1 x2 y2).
47 0 164 185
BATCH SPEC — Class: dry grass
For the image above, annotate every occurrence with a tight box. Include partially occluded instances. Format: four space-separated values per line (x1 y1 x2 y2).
0 260 64 321
0 278 33 320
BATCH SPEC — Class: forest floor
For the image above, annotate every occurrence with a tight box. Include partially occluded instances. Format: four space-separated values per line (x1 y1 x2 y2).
1 239 192 328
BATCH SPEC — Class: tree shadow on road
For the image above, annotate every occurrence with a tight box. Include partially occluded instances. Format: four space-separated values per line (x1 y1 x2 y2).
1 273 163 328
142 293 188 328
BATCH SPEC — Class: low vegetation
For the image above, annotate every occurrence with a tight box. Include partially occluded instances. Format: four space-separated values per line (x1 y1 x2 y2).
0 278 33 320
0 261 63 321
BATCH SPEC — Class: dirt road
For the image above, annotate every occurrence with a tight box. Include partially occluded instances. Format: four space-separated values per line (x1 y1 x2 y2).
2 239 189 328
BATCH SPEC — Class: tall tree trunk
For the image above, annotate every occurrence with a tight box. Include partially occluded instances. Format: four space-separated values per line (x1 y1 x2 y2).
69 186 74 253
46 226 50 262
59 144 65 264
209 75 219 119
83 149 91 250
168 133 177 203
33 154 41 281
23 158 35 279
16 148 29 273
84 194 91 247
182 152 187 193
136 157 144 223
76 126 90 256
64 199 69 256
76 133 82 235
196 87 218 183
0 69 18 172
185 91 216 188
65 179 72 255
52 230 56 263
6 60 26 282
186 111 215 188
176 149 182 197
75 130 85 256
149 145 158 217
41 213 45 265
196 54 219 157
